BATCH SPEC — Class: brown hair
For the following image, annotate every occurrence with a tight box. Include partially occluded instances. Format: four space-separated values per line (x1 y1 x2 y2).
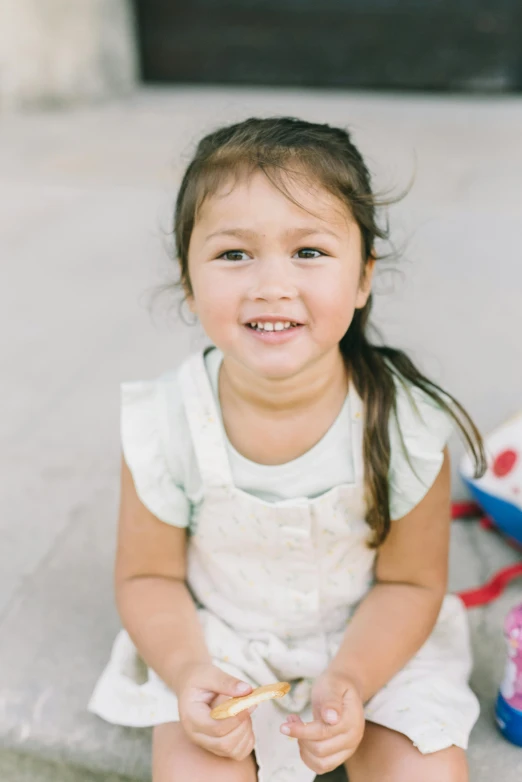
173 116 486 547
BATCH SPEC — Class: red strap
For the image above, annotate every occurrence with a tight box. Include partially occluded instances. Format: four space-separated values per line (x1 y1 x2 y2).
458 563 522 608
451 501 482 519
450 501 522 607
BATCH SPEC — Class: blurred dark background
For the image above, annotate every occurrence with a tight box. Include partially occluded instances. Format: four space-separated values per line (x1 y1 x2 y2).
134 0 522 91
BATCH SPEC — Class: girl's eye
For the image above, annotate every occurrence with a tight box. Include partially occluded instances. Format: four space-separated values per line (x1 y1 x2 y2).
295 247 323 259
218 250 249 262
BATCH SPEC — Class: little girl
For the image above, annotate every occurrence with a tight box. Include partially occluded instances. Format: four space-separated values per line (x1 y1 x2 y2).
89 117 486 782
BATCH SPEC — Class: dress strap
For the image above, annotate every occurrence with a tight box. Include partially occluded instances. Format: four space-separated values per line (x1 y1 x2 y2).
179 350 234 490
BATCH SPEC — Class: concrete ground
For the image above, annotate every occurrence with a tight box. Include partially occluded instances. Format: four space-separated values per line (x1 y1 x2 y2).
1 87 522 780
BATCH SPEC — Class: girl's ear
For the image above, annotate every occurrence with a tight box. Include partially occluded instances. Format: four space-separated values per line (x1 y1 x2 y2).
355 256 376 309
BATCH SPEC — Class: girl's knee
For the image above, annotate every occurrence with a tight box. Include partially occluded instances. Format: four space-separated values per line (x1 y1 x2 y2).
409 746 469 782
152 723 257 782
346 722 468 782
432 747 469 782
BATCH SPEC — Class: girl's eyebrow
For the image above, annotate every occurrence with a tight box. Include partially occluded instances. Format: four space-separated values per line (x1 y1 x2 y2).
205 228 257 241
205 226 341 241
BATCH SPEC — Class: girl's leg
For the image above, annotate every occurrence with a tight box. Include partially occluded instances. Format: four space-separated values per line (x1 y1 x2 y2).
152 722 258 782
345 722 468 782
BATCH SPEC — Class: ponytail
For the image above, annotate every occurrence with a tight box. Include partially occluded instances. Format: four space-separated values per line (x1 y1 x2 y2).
341 296 487 548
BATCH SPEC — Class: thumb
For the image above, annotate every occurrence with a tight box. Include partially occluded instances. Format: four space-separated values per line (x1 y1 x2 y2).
313 680 343 726
208 668 252 698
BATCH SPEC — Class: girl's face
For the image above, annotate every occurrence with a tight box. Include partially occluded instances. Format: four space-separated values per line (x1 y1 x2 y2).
186 170 374 380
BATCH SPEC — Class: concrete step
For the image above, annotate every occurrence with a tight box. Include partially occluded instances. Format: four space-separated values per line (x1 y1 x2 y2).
0 486 151 781
0 749 134 782
1 496 521 781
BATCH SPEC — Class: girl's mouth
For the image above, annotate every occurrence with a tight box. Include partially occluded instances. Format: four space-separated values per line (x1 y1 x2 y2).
244 320 304 342
246 321 300 332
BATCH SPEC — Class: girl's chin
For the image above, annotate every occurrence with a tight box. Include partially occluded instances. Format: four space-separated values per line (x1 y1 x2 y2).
238 352 314 380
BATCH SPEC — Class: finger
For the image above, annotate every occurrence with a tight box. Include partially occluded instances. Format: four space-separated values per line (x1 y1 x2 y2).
299 733 353 761
190 701 254 737
285 714 304 724
280 713 304 731
192 668 252 702
281 717 337 742
201 723 254 760
312 681 353 727
314 701 341 727
300 746 350 776
281 688 363 740
193 723 249 755
229 727 256 762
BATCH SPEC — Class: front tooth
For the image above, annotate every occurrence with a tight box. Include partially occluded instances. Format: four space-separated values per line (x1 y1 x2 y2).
263 322 274 331
274 322 284 331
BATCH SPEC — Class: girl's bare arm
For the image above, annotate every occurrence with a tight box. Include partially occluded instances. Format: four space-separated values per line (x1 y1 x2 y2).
328 448 452 702
114 456 211 696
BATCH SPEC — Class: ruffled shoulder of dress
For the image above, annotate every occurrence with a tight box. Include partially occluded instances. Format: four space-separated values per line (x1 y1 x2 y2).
388 377 454 520
120 373 190 527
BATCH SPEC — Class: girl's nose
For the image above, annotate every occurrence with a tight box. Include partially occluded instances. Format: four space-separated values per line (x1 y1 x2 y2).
248 256 298 302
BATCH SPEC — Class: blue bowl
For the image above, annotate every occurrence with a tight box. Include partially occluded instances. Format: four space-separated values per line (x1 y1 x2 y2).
463 479 522 548
495 692 522 746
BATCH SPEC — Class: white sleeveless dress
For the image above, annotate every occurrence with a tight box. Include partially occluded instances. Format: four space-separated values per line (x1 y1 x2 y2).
89 350 479 782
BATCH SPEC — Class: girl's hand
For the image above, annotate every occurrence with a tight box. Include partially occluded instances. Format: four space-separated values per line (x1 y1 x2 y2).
280 670 365 775
177 663 256 761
